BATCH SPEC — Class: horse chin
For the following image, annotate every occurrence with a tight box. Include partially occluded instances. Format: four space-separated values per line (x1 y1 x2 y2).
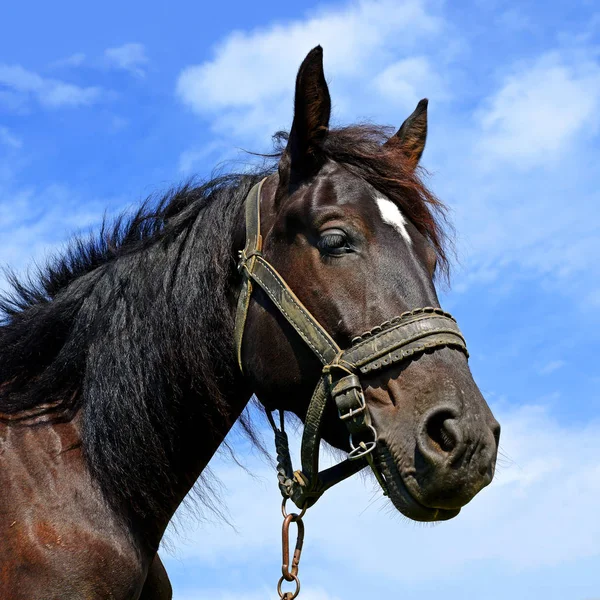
376 445 461 523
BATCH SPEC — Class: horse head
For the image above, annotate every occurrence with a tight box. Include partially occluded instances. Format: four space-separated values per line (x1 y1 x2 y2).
238 47 500 521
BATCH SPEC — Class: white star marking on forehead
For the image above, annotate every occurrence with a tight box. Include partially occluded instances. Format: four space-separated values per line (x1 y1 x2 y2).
375 195 412 245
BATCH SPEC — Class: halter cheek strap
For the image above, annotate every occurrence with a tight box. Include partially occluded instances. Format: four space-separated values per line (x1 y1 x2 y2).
235 178 469 509
235 178 340 373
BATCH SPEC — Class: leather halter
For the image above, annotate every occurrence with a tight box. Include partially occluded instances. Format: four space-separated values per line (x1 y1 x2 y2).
235 178 469 509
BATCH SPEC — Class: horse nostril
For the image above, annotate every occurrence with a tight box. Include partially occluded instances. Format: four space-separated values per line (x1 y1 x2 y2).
424 408 460 455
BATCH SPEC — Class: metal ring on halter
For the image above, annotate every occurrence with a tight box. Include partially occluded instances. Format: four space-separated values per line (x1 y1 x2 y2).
348 423 378 460
281 498 308 520
277 574 300 599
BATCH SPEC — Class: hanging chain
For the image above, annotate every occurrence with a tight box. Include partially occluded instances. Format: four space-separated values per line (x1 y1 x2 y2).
276 499 307 600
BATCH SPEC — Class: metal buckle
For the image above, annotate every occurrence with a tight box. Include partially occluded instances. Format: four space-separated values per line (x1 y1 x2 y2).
333 375 367 422
338 400 366 421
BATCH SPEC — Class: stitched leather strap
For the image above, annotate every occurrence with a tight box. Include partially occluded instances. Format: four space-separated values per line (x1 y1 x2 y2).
234 179 265 373
343 312 467 373
299 375 330 482
235 178 341 371
246 256 341 365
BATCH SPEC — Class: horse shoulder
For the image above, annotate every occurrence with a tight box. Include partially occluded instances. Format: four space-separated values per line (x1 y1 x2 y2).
0 413 146 599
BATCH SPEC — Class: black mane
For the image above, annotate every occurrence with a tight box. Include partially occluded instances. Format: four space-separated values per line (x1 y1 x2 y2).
0 125 450 537
0 170 268 536
0 172 265 412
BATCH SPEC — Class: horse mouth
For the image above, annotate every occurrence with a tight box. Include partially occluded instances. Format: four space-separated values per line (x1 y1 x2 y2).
376 444 460 522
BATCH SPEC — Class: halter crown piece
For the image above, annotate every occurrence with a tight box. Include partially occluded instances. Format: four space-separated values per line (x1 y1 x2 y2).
234 178 469 510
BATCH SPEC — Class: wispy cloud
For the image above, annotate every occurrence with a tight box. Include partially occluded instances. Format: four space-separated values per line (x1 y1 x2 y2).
51 53 86 69
176 0 441 139
373 55 449 108
178 140 239 175
172 589 340 600
445 46 600 303
0 126 22 149
105 43 148 77
0 63 104 109
476 51 600 170
163 403 600 597
538 360 566 375
0 180 115 295
175 0 600 309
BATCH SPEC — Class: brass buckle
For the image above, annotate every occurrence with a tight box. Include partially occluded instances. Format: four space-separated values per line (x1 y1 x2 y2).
338 398 366 422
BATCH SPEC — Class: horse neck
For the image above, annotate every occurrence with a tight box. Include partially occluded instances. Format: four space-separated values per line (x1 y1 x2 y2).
78 200 251 550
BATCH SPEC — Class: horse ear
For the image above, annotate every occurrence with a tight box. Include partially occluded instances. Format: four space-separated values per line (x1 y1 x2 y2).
284 46 331 179
385 98 428 168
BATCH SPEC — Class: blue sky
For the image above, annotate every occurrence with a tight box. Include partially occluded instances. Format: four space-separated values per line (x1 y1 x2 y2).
1 1 599 599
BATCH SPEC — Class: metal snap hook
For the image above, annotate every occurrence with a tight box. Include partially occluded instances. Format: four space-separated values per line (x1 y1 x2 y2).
277 506 305 599
281 513 304 582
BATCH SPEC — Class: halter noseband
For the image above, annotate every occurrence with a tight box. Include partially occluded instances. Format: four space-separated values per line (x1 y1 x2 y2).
234 178 469 509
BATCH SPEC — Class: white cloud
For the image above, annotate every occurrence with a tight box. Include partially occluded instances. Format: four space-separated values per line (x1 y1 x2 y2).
0 183 114 294
109 115 129 133
424 46 600 303
0 64 104 109
178 140 249 175
476 51 600 169
374 56 448 109
496 7 538 33
51 53 86 68
176 0 441 139
105 43 148 77
173 588 339 600
0 126 22 149
538 359 566 375
173 0 600 306
448 159 600 295
164 403 600 594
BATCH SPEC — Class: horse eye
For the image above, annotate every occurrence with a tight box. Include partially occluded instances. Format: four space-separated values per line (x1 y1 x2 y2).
317 229 352 255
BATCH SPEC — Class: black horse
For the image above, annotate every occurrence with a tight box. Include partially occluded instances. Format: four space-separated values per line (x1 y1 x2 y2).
0 47 499 599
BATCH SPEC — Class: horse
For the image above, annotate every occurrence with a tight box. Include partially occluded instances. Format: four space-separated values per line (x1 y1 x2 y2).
0 46 500 599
